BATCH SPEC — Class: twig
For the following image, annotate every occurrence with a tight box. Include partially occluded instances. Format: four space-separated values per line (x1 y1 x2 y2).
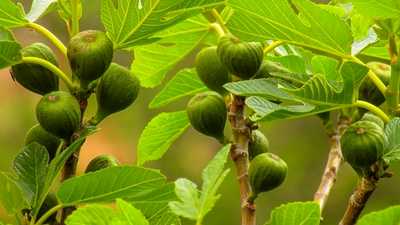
228 95 256 225
314 115 350 213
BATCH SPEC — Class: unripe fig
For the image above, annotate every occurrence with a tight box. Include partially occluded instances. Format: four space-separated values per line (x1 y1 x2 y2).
37 193 58 224
249 130 269 160
195 46 231 94
95 63 140 122
361 113 384 129
68 30 113 87
186 91 227 141
249 153 287 199
25 124 61 159
359 63 390 106
254 60 290 79
36 91 81 139
217 34 264 79
10 43 59 95
85 154 120 173
341 121 385 176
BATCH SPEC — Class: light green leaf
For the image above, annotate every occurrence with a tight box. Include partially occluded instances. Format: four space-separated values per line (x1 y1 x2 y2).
137 111 190 166
57 0 82 22
227 0 353 57
357 205 400 225
116 199 149 225
265 202 320 225
169 145 230 223
132 16 210 88
351 0 400 19
0 172 28 215
383 118 400 163
66 204 116 225
0 28 22 69
13 143 48 209
359 44 390 63
0 0 28 28
58 166 166 205
101 0 225 49
268 55 307 74
26 0 57 22
311 56 342 91
150 69 208 108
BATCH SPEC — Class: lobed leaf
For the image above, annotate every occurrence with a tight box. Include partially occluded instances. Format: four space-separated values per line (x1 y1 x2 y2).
357 205 400 225
351 0 400 20
26 0 57 22
265 202 320 225
0 172 28 215
0 0 28 28
0 28 22 69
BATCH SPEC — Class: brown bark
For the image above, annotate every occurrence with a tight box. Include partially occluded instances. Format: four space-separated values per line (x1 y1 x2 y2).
228 95 256 225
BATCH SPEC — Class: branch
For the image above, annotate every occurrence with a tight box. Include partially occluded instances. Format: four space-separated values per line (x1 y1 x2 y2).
228 95 256 225
314 115 350 213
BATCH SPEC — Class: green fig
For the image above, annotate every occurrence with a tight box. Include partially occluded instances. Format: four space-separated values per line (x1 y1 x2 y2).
10 43 59 95
68 30 113 87
85 154 120 173
361 113 384 129
249 153 287 200
217 34 264 79
359 62 390 107
36 91 81 139
341 120 385 176
25 124 61 159
249 130 269 160
37 193 58 224
195 46 231 94
94 63 140 123
186 91 227 141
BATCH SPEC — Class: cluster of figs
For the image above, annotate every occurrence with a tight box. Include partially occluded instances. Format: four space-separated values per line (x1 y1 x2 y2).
187 34 288 200
11 30 139 171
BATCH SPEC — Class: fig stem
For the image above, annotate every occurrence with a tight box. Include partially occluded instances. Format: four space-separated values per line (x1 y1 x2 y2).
228 95 256 225
22 56 73 90
314 114 350 213
33 204 63 225
211 9 228 34
351 56 387 95
353 100 390 123
27 23 68 56
386 43 400 116
263 41 285 54
71 0 80 36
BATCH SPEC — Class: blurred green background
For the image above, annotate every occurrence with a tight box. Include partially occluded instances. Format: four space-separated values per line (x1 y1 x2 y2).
0 1 399 225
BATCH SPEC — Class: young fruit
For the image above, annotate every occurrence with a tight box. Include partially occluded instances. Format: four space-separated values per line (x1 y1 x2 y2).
10 43 59 95
37 193 58 224
195 46 231 94
95 63 140 122
249 153 287 200
85 154 120 173
36 91 81 139
217 34 264 79
249 130 269 160
341 121 385 176
186 92 227 141
25 124 61 159
68 30 113 87
361 113 384 129
359 63 390 107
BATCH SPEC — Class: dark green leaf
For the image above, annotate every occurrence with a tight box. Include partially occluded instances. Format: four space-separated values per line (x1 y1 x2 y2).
0 28 22 69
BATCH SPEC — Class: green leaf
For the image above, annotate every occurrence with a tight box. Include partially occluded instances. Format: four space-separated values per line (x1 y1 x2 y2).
357 205 400 225
26 0 57 22
268 55 307 74
58 166 166 205
311 56 342 91
115 199 149 225
169 145 230 223
131 16 210 88
0 172 28 215
383 118 400 163
150 69 208 108
137 111 190 166
359 44 390 63
0 28 22 69
101 0 225 49
265 202 320 225
227 0 353 57
57 0 82 22
0 0 28 28
13 143 48 210
351 0 400 20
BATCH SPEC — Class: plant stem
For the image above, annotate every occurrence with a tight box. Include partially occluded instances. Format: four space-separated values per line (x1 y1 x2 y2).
71 0 80 36
209 23 225 38
27 23 68 56
264 41 284 54
34 204 63 225
211 9 229 34
22 56 73 90
351 56 387 95
339 177 378 225
353 100 390 123
228 95 256 225
386 36 400 116
314 115 350 213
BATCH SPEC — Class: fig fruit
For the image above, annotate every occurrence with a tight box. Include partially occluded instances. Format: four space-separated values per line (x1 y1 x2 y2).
37 193 58 224
217 34 264 79
249 130 269 160
85 154 120 173
10 43 59 95
68 30 113 87
249 153 287 199
359 63 390 107
94 63 140 123
341 120 385 176
361 112 384 129
195 46 231 94
186 91 227 141
36 91 81 139
25 124 61 159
